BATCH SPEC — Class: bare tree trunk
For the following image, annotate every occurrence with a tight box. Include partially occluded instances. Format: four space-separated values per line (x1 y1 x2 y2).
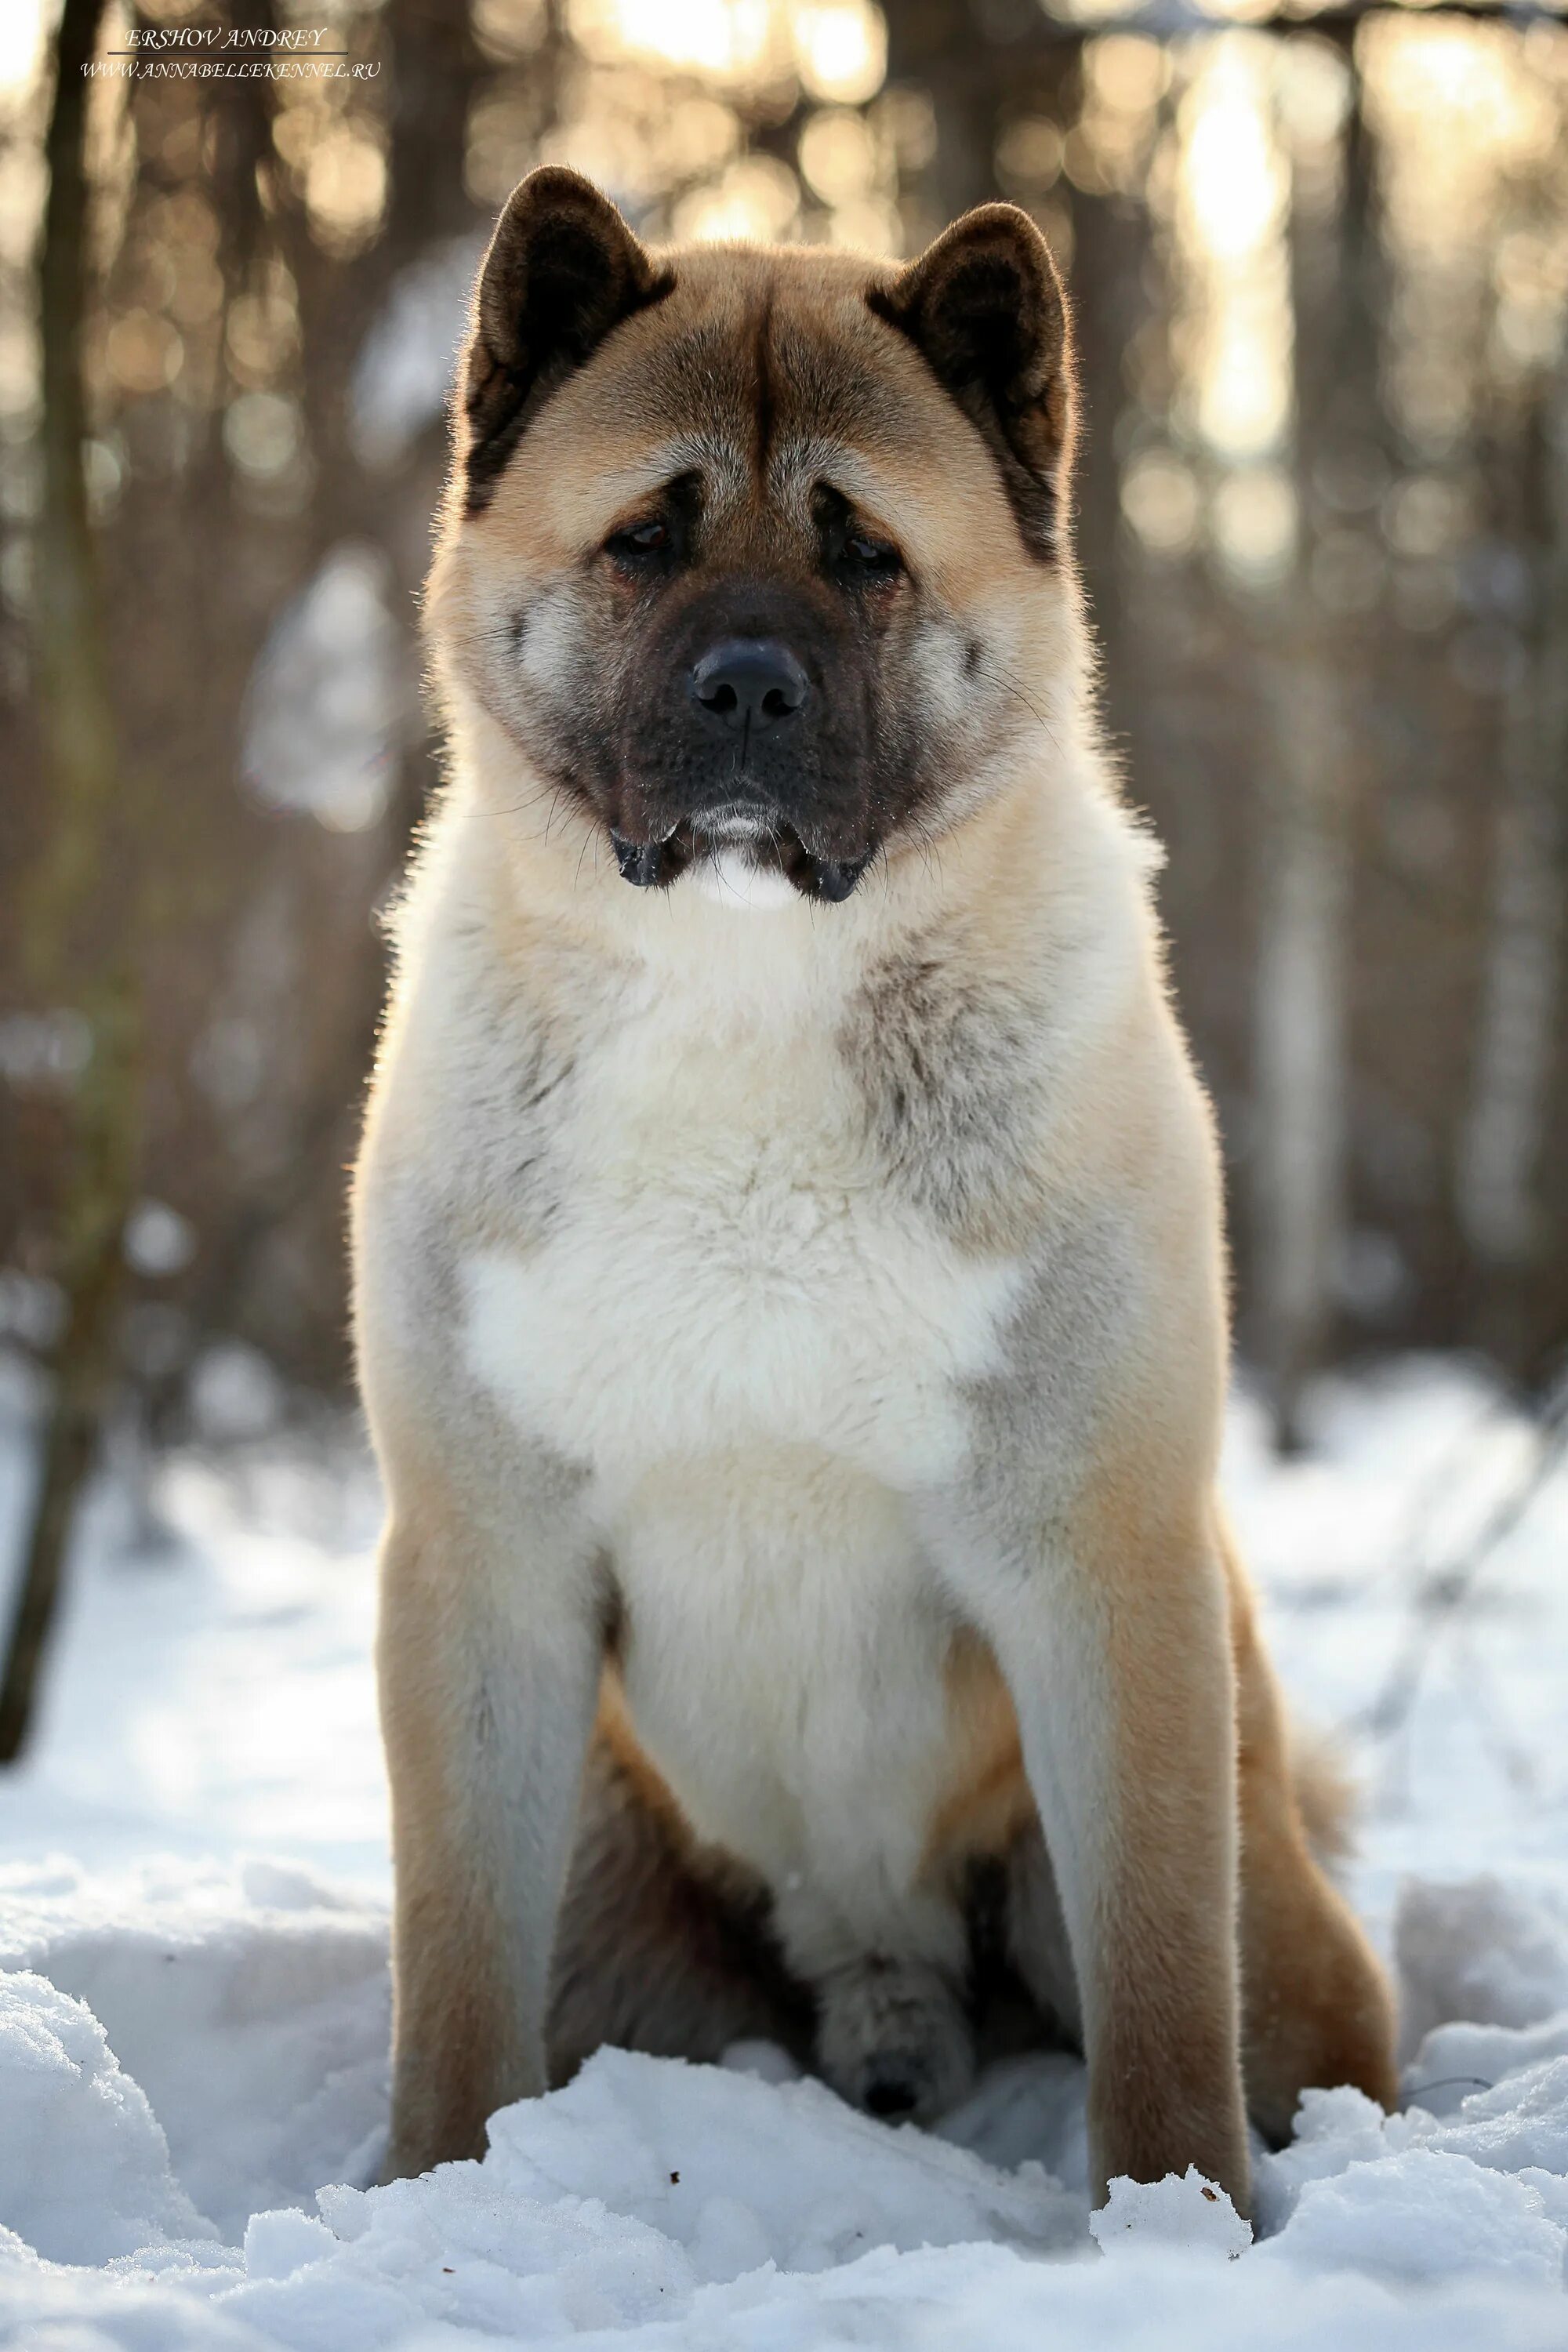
1253 654 1351 1450
1457 386 1568 1349
1251 37 1370 1450
0 0 139 1763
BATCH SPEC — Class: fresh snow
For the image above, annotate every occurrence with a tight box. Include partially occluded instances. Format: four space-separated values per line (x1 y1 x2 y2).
1 1350 1566 2347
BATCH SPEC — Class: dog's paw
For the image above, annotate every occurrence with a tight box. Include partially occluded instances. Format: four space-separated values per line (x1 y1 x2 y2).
815 1956 975 2123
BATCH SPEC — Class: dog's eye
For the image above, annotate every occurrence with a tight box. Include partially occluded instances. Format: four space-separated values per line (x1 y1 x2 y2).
606 519 670 564
838 532 902 585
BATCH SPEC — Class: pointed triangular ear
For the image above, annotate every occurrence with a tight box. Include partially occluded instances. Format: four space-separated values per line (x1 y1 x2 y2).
869 204 1074 558
461 167 673 512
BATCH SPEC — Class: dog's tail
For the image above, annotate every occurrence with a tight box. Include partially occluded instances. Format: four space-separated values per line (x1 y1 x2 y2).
1288 1721 1359 1870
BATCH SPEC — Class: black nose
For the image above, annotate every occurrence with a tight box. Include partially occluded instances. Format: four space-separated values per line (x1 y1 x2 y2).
690 638 808 731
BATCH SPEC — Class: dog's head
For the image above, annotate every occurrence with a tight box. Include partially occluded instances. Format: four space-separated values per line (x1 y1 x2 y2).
429 169 1079 906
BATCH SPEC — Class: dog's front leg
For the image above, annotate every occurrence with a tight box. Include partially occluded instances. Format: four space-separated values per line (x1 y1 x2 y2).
378 1472 603 2181
938 1487 1250 2215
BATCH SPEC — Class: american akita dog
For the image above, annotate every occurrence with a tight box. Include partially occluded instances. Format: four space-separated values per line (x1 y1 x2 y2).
353 167 1396 2209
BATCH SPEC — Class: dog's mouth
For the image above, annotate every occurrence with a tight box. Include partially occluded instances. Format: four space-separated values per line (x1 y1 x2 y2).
609 811 875 906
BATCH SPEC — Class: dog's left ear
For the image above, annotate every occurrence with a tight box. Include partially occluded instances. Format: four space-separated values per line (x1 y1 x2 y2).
461 167 673 511
870 205 1074 557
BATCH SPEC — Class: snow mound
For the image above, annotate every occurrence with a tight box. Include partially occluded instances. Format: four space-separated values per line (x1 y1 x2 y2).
1262 2148 1566 2289
0 1854 389 2241
479 2042 1083 2274
0 1969 209 2263
1250 2034 1568 2290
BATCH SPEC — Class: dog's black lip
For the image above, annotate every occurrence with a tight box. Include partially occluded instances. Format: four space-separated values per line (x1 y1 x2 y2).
610 829 690 888
803 848 873 902
774 828 875 903
612 833 662 887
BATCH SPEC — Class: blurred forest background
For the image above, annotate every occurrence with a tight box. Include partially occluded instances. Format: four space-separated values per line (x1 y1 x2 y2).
1 0 1566 1733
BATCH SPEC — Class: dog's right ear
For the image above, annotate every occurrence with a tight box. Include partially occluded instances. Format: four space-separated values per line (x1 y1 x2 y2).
460 168 672 512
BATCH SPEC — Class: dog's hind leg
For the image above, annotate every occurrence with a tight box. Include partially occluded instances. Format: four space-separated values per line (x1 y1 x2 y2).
1223 1530 1399 2141
549 1715 812 2085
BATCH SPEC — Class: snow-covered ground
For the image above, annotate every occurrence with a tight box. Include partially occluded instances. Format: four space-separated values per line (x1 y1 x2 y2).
2 1349 1566 2348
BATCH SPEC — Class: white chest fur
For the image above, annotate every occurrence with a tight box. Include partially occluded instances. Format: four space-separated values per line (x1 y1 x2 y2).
459 1008 1022 1508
